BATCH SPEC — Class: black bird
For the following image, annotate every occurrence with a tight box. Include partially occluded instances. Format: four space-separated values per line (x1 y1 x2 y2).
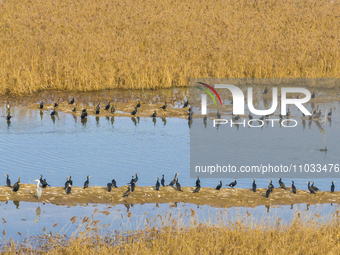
168 173 179 187
215 181 222 190
131 107 137 115
41 179 50 188
64 177 71 189
320 146 328 152
82 108 87 115
328 108 332 117
111 179 118 188
6 113 12 121
128 176 135 185
12 177 20 192
123 186 130 197
311 182 319 191
54 98 60 108
81 112 87 119
227 178 237 187
331 181 335 193
68 176 73 186
161 102 167 110
311 91 315 98
175 178 182 191
307 181 315 194
133 173 139 183
265 188 271 198
195 176 200 187
111 105 115 114
291 181 296 194
72 104 77 112
50 108 56 116
83 175 90 189
66 183 72 194
278 178 286 189
136 100 141 108
248 113 253 120
107 182 112 192
217 110 221 119
131 180 136 192
69 97 75 104
259 115 265 121
234 115 240 121
252 179 256 192
155 178 160 191
39 100 44 109
264 87 268 94
193 184 200 193
5 174 11 187
268 180 274 193
203 115 207 121
105 101 111 110
183 100 189 108
152 110 157 118
161 175 165 187
95 106 100 115
39 175 44 185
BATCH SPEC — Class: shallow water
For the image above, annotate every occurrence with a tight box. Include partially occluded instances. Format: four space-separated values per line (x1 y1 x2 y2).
1 88 340 242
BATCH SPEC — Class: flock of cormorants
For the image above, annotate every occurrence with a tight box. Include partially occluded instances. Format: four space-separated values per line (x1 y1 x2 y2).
4 174 336 199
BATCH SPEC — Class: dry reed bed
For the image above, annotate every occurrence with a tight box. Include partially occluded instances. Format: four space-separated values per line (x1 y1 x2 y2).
0 0 340 95
2 212 340 254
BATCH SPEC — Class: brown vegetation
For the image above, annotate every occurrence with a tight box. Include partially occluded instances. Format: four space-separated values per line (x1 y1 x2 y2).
0 0 340 95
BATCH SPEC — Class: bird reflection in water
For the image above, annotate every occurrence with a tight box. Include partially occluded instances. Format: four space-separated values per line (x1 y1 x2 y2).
111 117 114 125
265 204 270 213
51 115 56 124
152 117 156 126
96 116 100 125
13 200 20 209
35 206 41 222
162 117 167 126
131 117 137 126
40 110 44 120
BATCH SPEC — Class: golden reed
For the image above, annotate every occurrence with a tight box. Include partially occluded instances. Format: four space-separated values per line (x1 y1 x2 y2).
0 0 339 95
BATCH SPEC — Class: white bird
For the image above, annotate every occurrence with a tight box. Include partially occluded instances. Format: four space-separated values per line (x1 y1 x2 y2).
320 110 328 125
34 179 42 199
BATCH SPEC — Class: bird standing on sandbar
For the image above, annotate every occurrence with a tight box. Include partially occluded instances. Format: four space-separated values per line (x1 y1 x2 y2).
307 181 315 194
12 177 20 192
168 173 179 187
105 101 111 110
66 183 72 194
131 107 138 115
161 175 165 187
226 178 237 187
161 102 167 110
83 175 90 189
175 178 182 191
34 179 42 199
123 186 130 197
278 178 286 189
155 178 160 191
193 184 200 193
5 174 11 187
252 179 256 192
291 181 296 194
183 100 189 108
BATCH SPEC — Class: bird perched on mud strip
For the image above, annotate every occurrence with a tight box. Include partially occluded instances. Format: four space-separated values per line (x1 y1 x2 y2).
168 173 179 187
311 182 319 192
307 181 315 194
5 174 11 187
111 179 118 188
183 100 189 108
69 97 75 104
66 183 72 194
252 179 256 192
161 102 167 110
331 181 335 193
123 186 131 197
83 175 90 189
12 177 20 192
175 178 182 191
193 184 200 193
215 181 222 190
107 182 113 192
105 101 111 110
161 175 165 187
268 180 274 193
131 180 136 192
291 181 296 194
226 178 237 187
152 110 157 118
131 107 138 116
195 177 200 187
278 178 286 189
155 178 160 191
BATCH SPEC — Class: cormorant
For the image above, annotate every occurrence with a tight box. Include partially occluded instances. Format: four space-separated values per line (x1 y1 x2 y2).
64 177 71 189
259 115 265 120
131 107 137 115
193 184 200 193
320 146 328 152
155 178 160 191
82 108 87 115
331 181 335 193
95 106 100 115
83 175 90 189
72 104 77 112
123 186 130 197
68 176 73 186
195 176 200 187
215 181 222 190
54 98 60 107
175 178 182 191
69 97 75 104
248 113 253 120
203 115 207 121
311 91 315 98
168 173 179 186
39 101 44 109
112 179 117 188
105 101 111 110
227 178 237 187
50 108 56 116
131 180 136 192
311 182 319 191
41 179 50 188
107 182 112 192
81 112 87 119
307 181 315 194
183 100 189 108
161 102 167 110
12 177 20 192
161 175 165 187
278 178 286 189
152 110 157 118
291 181 296 194
252 179 256 192
136 100 141 108
133 173 138 183
265 188 270 198
264 87 268 94
111 105 115 114
5 174 11 187
6 113 12 121
268 180 274 192
66 183 72 194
